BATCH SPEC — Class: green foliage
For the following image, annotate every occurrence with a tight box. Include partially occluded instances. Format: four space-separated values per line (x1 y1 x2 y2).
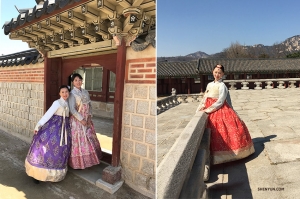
286 51 300 58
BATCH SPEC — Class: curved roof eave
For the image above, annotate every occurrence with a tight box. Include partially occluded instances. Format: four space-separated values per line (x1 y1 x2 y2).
0 49 43 67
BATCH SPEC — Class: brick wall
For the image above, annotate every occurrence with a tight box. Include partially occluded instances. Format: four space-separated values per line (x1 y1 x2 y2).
126 59 156 84
0 63 44 142
0 66 44 82
121 46 156 198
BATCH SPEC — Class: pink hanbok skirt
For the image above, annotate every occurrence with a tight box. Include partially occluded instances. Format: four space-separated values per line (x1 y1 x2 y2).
68 104 102 169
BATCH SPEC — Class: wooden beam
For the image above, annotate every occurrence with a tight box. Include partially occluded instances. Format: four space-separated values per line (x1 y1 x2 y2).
44 55 62 111
47 39 117 58
10 0 91 32
62 52 117 81
112 39 126 167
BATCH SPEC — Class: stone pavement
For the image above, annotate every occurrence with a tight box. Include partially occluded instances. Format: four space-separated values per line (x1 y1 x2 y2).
93 116 113 153
158 88 300 199
157 101 198 165
0 130 148 199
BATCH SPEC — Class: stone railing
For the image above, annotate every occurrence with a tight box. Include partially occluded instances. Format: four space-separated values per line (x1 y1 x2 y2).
157 111 209 199
176 94 203 103
157 93 205 115
224 78 300 90
157 95 180 114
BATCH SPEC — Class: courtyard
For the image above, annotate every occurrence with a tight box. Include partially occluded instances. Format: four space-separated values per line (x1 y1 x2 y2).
158 88 300 199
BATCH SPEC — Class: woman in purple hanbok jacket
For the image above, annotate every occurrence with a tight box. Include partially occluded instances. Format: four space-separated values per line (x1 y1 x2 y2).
25 85 71 183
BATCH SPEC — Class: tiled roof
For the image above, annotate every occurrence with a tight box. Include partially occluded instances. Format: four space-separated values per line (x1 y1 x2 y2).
0 49 43 67
2 0 81 35
157 61 198 77
2 0 156 54
198 58 300 74
157 58 300 77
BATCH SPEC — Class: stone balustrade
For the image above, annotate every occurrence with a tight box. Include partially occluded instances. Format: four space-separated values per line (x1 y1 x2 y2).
157 111 209 199
158 78 300 114
224 78 300 90
157 93 205 115
177 94 203 103
157 95 180 114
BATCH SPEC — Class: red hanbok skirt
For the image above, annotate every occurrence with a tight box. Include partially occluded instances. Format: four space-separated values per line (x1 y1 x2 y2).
205 98 255 165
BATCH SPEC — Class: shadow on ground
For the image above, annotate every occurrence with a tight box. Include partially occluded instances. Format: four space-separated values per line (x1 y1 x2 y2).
207 135 276 199
0 130 148 199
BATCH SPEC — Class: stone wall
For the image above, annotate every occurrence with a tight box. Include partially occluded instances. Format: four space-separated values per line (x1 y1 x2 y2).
0 63 44 142
91 101 114 119
120 46 156 198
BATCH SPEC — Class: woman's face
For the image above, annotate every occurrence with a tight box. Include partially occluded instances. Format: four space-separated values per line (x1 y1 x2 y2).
73 76 82 89
213 67 224 81
59 88 69 100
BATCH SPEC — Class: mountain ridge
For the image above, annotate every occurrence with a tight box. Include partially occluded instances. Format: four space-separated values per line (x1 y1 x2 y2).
158 35 300 61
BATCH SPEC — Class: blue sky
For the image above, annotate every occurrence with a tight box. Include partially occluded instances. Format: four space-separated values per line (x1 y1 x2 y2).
2 1 300 57
0 0 34 55
157 0 300 57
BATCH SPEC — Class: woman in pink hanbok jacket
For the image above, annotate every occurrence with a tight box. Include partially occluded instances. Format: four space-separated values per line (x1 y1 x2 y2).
68 73 102 169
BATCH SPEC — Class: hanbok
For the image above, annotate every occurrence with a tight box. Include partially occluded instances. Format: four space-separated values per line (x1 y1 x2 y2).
25 98 71 182
68 87 102 169
197 79 255 165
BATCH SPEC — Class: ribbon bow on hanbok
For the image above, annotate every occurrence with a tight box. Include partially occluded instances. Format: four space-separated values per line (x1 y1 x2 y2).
59 106 68 146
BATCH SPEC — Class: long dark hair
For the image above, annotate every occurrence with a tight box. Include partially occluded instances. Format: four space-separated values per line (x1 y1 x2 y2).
71 73 83 82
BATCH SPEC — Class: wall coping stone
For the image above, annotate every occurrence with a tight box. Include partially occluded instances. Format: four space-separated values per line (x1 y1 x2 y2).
157 111 208 199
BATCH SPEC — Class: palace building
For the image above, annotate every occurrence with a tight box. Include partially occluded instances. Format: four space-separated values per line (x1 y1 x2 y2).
157 58 300 95
1 0 156 197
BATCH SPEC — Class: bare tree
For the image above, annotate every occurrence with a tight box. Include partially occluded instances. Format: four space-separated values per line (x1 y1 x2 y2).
270 42 286 58
223 42 250 58
246 44 269 58
247 46 258 58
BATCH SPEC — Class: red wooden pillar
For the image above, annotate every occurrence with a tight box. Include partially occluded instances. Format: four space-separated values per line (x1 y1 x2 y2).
102 68 109 102
187 78 191 94
44 55 62 111
178 78 180 94
179 78 182 93
176 78 179 94
112 40 126 167
168 77 172 94
200 74 205 93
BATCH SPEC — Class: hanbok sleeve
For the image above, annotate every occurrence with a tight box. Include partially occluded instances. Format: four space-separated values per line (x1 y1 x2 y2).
204 83 228 114
195 84 209 113
86 90 93 117
226 91 233 109
34 101 60 131
68 93 84 121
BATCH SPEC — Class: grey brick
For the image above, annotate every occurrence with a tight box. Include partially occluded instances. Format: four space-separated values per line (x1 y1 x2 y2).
136 100 149 115
141 159 154 175
129 154 140 170
135 142 147 157
132 127 144 141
